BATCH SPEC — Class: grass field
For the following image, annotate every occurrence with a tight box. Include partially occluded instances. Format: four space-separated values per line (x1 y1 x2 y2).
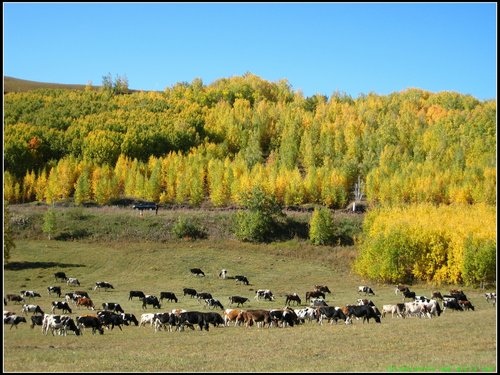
3 205 497 372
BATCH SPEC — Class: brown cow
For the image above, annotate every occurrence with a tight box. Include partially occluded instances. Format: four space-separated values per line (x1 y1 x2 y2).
223 308 243 326
76 297 95 310
237 309 271 328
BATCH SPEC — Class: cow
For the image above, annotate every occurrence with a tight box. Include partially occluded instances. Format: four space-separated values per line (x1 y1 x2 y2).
395 284 410 295
141 295 161 309
159 292 178 303
4 315 27 329
431 291 444 300
305 290 325 302
285 293 302 306
458 300 475 311
314 285 332 294
269 307 299 327
255 289 275 301
485 292 496 305
153 312 176 332
21 290 42 299
76 315 104 335
235 275 250 285
450 289 468 302
358 286 375 296
43 314 80 336
76 297 95 310
51 301 72 314
21 304 44 315
30 314 44 329
177 311 210 331
229 296 249 307
66 278 80 286
294 307 318 323
237 309 272 328
316 306 349 325
140 313 157 327
132 202 158 215
94 281 114 291
196 292 213 301
5 294 24 304
97 311 129 331
381 304 406 319
310 298 329 307
121 313 139 326
74 290 90 298
190 268 205 277
346 305 381 324
102 302 124 313
183 288 197 298
47 286 62 298
222 308 243 326
129 290 146 301
204 298 224 310
402 290 416 301
219 269 228 279
54 272 68 282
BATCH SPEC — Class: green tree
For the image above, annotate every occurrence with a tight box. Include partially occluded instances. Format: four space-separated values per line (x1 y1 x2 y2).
4 201 16 262
42 208 57 240
309 206 335 245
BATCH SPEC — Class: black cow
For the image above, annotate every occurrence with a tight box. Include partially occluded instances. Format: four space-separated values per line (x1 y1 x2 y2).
229 296 249 307
196 292 213 301
190 268 205 277
402 290 416 301
443 299 464 311
203 312 225 327
76 315 104 335
102 302 125 313
97 311 129 331
129 290 146 301
94 281 114 291
5 294 24 304
285 294 302 306
346 305 381 323
51 301 72 314
235 275 250 285
54 272 68 282
47 286 62 298
142 295 161 309
205 298 224 310
30 314 44 328
160 292 178 303
177 311 209 331
4 315 27 329
121 313 139 326
183 288 197 298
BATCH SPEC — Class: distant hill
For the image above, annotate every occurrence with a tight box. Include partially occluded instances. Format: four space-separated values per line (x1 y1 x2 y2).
3 76 99 93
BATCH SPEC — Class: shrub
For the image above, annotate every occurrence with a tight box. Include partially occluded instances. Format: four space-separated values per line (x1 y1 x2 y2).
172 216 207 240
309 206 335 245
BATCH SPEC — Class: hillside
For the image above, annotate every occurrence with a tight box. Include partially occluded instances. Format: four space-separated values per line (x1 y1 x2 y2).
3 76 95 93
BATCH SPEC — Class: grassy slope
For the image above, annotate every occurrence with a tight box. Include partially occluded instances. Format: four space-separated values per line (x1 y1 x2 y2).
4 205 497 372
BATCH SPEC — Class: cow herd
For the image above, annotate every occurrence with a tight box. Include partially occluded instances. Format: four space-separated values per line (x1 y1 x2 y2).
4 270 494 335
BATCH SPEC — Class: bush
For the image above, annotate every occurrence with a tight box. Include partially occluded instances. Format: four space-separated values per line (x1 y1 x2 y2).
172 216 207 240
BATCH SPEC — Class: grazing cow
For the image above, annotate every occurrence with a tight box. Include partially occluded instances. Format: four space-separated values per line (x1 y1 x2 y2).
66 278 80 286
203 312 225 327
30 314 44 328
229 296 249 307
21 290 42 299
183 288 197 298
5 294 24 304
97 311 129 331
129 290 146 301
402 290 416 301
47 286 62 298
294 307 318 323
76 315 104 335
395 284 410 295
310 298 328 307
269 307 299 327
177 311 210 331
305 290 325 302
43 314 80 336
160 292 178 303
237 309 272 328
153 312 177 332
255 289 275 301
76 297 95 310
74 290 90 298
285 293 302 306
357 286 375 296
204 298 224 310
196 292 213 301
51 301 72 314
484 292 496 305
21 304 44 315
381 304 405 319
443 299 463 312
450 289 468 302
140 313 157 327
141 295 161 309
346 305 381 323
219 269 228 279
235 275 250 285
190 268 205 277
121 313 139 326
431 291 444 300
94 281 114 291
223 308 243 326
314 285 332 294
54 272 68 282
102 302 124 313
458 300 475 311
4 315 27 329
316 306 349 325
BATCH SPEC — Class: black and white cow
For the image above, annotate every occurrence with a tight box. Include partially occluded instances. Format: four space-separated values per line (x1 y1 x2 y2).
255 289 275 301
21 290 42 299
190 268 205 277
97 311 129 331
205 298 224 310
47 286 62 298
159 292 178 303
229 296 249 307
183 288 197 298
4 315 27 329
76 315 104 335
94 281 114 291
43 314 80 336
21 304 44 315
485 292 496 305
129 290 146 301
235 275 250 285
54 272 68 282
66 278 80 286
218 269 228 279
316 306 348 325
121 313 139 326
141 295 161 309
51 301 73 314
102 302 124 313
346 305 381 324
357 286 375 296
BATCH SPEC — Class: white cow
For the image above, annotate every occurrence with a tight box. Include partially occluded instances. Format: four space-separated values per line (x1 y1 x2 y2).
21 304 44 315
381 304 405 318
139 313 156 327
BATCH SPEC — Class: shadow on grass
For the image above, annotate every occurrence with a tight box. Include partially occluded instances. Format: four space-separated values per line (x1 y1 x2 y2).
4 261 86 271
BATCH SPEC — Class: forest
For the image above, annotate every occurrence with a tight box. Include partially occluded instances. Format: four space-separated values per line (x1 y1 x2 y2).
3 73 496 286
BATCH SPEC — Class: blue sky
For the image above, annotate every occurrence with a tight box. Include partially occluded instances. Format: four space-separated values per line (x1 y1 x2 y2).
3 2 497 100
